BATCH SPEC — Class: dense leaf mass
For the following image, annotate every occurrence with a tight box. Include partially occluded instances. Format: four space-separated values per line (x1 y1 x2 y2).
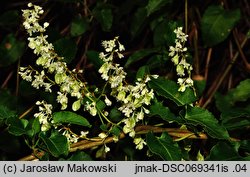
0 0 249 161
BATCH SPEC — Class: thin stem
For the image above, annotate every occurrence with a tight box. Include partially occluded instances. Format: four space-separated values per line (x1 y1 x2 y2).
202 33 248 108
185 0 188 34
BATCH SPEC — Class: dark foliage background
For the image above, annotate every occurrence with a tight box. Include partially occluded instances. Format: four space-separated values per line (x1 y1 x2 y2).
0 0 249 161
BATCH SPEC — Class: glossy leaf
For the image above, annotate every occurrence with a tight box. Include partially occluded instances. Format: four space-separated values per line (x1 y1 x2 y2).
146 132 182 160
206 142 244 161
52 111 91 127
149 100 184 123
185 106 229 139
148 78 196 106
136 66 150 80
40 131 69 157
201 5 241 46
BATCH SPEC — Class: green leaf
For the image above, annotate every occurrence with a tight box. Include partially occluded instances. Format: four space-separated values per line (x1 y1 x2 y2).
185 106 229 139
86 50 104 69
109 107 122 122
125 48 158 68
216 79 250 111
52 111 91 127
25 118 41 137
54 38 77 64
215 79 250 129
206 142 244 161
6 117 29 136
40 131 69 157
201 5 241 46
96 100 106 112
146 132 182 160
0 105 16 121
65 151 92 161
148 78 196 106
149 100 184 123
110 126 121 136
130 7 147 37
146 0 173 16
153 20 178 46
70 17 89 36
0 34 25 66
136 66 150 80
93 7 113 31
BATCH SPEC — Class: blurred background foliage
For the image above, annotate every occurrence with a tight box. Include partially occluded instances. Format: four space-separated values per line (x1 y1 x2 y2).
0 0 250 160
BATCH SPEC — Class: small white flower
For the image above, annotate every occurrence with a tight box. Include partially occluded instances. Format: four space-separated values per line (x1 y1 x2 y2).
80 131 89 138
104 145 110 153
134 137 146 150
104 95 112 106
98 132 107 139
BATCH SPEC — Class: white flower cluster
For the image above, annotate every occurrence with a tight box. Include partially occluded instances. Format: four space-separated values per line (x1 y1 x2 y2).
20 3 96 113
34 101 53 131
169 27 193 92
99 37 157 142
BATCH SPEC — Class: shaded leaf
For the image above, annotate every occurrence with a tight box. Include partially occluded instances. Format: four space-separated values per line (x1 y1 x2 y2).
6 117 29 136
206 142 244 161
93 7 113 31
70 17 89 36
216 79 250 111
25 118 41 137
146 132 182 160
0 105 16 120
54 38 77 64
66 151 92 161
136 65 150 80
86 50 104 69
201 5 241 46
125 48 158 68
215 79 250 129
185 106 229 139
109 107 122 122
146 0 173 16
52 111 91 127
149 78 196 106
149 100 184 123
130 7 147 37
153 20 178 46
40 131 69 157
0 34 25 66
110 126 121 137
0 10 19 28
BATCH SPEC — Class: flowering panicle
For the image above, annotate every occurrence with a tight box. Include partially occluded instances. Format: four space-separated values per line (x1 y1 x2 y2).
20 3 97 114
169 27 194 92
99 37 158 141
